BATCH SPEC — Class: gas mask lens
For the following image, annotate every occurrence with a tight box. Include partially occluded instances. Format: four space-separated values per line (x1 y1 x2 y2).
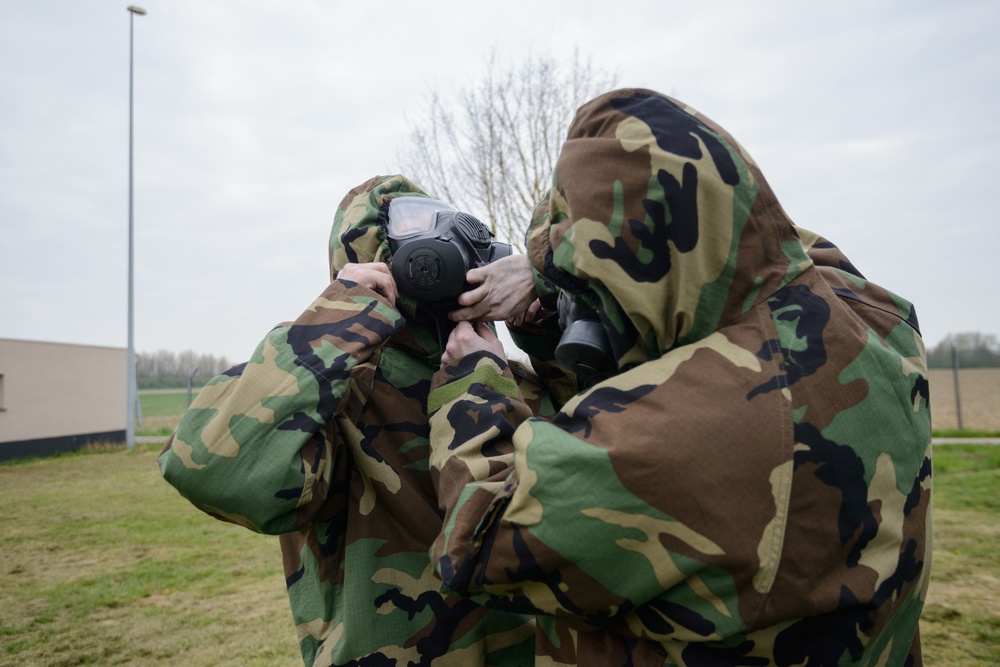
385 197 458 238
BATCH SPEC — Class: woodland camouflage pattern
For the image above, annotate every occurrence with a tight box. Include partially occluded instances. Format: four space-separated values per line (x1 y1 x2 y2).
429 89 932 666
158 174 559 666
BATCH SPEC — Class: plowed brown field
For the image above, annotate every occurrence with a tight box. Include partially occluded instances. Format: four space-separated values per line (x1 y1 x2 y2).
929 367 1000 432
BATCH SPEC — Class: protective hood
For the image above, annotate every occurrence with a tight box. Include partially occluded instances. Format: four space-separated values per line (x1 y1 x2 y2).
329 174 427 279
330 174 446 357
528 89 813 370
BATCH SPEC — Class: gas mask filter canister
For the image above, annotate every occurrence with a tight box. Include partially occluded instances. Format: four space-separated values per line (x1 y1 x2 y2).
554 290 617 389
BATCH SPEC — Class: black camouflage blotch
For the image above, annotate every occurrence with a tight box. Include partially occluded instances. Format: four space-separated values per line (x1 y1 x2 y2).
373 587 481 667
774 586 869 665
638 597 717 636
749 284 830 399
349 418 385 468
777 538 923 667
793 423 875 566
903 302 921 335
222 361 247 377
911 374 929 411
286 565 305 589
631 601 675 636
587 165 690 285
284 299 399 424
279 411 325 435
589 153 700 286
330 651 395 667
838 259 866 280
275 486 303 501
874 538 924 610
656 162 701 252
551 384 657 438
340 224 373 265
611 93 740 186
681 637 770 666
444 383 517 459
904 455 932 516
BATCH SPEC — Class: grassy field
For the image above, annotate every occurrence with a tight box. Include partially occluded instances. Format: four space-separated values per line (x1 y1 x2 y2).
0 442 301 667
135 389 201 437
920 443 1000 664
0 391 996 665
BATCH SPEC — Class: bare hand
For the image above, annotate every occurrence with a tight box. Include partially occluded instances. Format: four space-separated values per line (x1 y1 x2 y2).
442 321 507 367
505 298 544 328
337 262 398 304
449 254 537 323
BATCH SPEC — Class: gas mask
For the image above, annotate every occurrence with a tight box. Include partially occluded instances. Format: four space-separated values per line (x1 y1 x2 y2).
382 197 512 306
554 290 616 390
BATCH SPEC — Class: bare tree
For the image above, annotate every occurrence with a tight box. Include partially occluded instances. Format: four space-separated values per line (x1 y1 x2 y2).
400 49 617 251
136 349 232 388
926 332 1000 368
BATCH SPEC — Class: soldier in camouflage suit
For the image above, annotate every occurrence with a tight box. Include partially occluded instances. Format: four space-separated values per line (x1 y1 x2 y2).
427 89 933 666
158 174 560 666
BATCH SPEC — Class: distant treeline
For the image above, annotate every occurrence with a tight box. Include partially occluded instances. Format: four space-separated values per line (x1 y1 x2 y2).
134 332 996 388
926 332 1000 369
137 349 233 389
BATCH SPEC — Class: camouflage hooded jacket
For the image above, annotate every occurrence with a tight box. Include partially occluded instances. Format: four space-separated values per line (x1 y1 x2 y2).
158 175 556 666
428 90 932 666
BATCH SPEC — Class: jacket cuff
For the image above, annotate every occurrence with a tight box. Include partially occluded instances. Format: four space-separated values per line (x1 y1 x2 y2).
428 352 520 413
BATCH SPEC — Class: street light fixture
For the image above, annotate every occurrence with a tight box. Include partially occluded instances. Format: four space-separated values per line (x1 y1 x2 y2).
126 5 146 451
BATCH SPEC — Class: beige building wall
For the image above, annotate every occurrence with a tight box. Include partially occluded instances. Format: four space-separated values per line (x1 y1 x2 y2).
0 338 126 450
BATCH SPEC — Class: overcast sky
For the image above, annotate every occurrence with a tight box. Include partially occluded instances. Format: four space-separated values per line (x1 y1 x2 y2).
2 0 997 364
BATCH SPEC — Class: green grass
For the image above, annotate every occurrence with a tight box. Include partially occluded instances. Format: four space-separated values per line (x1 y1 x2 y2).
0 433 997 665
921 444 1000 665
933 444 1000 511
0 444 301 666
137 389 199 436
139 389 200 417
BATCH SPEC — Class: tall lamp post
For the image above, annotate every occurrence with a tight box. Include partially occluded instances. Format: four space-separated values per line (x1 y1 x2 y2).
126 5 146 451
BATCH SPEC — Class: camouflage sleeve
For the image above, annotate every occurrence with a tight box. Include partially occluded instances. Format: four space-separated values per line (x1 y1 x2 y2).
427 338 783 630
426 352 536 590
429 352 634 626
158 279 403 535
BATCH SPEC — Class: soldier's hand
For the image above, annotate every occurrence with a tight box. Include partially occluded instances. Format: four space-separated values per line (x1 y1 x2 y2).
337 262 398 304
450 254 537 323
442 321 507 367
505 298 544 328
